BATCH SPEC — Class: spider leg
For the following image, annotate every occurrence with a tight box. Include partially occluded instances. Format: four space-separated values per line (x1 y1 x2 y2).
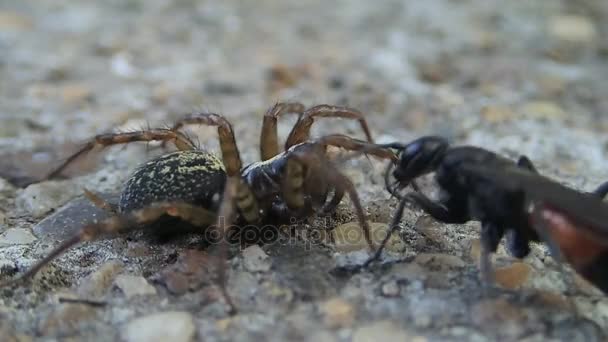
168 113 242 175
503 155 539 258
312 134 397 162
167 112 260 222
285 105 374 149
283 157 308 211
281 135 392 211
209 176 239 314
280 135 396 251
260 102 306 160
0 202 217 287
83 188 118 214
326 164 375 252
47 129 197 180
321 187 345 215
283 152 376 252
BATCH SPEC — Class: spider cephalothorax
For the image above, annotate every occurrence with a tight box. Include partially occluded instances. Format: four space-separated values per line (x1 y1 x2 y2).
2 102 396 313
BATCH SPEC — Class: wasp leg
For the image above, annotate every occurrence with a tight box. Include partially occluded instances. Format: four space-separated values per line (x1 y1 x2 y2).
363 196 409 267
479 221 505 290
405 192 469 224
504 156 539 258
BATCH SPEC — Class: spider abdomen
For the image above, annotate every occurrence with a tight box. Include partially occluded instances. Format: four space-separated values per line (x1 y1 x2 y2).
119 150 227 213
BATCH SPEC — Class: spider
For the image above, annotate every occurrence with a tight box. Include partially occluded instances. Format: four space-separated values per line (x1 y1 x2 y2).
2 102 396 313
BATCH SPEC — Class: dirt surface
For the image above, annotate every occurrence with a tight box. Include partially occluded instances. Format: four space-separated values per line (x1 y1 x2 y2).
1 0 608 341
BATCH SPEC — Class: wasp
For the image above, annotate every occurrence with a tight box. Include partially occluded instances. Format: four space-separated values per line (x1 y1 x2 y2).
367 136 608 294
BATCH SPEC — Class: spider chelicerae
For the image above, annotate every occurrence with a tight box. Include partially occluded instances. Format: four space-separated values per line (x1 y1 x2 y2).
2 102 396 313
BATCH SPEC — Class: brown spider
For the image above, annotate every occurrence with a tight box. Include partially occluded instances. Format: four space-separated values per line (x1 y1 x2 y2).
1 102 396 313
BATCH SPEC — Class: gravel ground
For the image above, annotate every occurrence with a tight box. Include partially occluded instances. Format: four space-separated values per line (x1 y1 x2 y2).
1 0 608 341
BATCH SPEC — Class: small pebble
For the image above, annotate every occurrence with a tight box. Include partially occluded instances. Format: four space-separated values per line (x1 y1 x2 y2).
0 11 32 30
242 245 271 272
121 311 195 342
114 275 157 298
534 290 571 310
536 74 567 97
153 249 218 295
520 101 566 120
417 60 451 84
16 181 82 218
353 320 412 342
381 280 400 297
78 261 124 298
0 228 37 247
548 15 597 43
111 52 136 78
215 317 233 333
471 298 527 336
547 15 597 61
480 105 514 124
61 84 93 105
38 304 98 337
414 253 466 269
151 83 172 105
318 297 356 329
494 262 532 290
389 262 428 282
306 330 338 342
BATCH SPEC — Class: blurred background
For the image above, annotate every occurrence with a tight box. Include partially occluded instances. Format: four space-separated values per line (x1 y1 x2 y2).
1 0 607 173
1 0 608 340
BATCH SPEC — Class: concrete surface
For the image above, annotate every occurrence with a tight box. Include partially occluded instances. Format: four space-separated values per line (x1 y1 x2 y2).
1 0 608 341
